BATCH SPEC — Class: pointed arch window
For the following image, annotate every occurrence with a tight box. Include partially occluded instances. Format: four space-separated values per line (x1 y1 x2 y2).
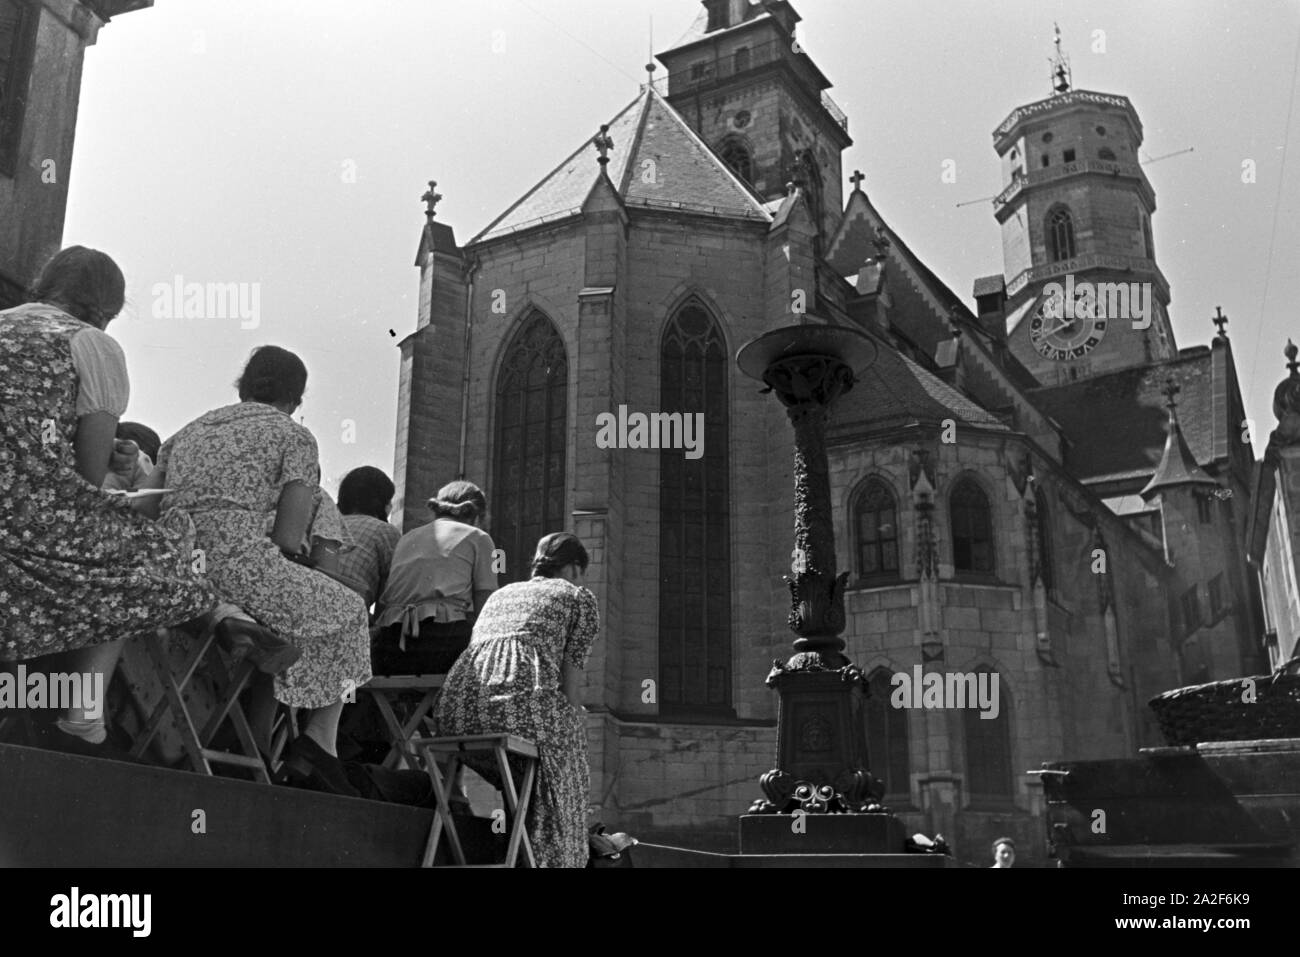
1035 487 1054 594
660 301 731 713
491 312 567 584
719 136 754 185
1046 206 1076 262
854 477 900 583
866 668 911 801
965 668 1014 804
951 478 994 574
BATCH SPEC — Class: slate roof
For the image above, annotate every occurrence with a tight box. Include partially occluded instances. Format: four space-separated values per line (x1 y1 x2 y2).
1030 348 1221 485
469 87 769 245
831 341 1011 434
1141 414 1220 498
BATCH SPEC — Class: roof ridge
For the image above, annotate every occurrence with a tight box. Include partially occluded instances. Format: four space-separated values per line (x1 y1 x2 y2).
468 92 644 246
616 87 656 196
641 88 771 219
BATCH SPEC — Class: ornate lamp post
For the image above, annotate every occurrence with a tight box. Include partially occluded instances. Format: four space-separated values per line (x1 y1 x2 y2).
736 319 901 853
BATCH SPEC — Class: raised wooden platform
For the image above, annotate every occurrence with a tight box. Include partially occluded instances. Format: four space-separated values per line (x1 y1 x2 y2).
0 742 500 866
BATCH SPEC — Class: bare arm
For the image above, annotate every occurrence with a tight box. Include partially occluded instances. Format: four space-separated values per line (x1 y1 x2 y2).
562 660 583 709
73 412 117 488
271 482 314 556
469 588 494 625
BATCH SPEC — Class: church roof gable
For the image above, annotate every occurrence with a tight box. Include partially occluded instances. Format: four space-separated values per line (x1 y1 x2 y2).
470 87 767 246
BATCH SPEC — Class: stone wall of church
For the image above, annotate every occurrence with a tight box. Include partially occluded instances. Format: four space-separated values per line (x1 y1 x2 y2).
824 425 1176 863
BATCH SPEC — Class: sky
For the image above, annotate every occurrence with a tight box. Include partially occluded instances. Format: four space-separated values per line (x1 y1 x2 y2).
64 0 1300 493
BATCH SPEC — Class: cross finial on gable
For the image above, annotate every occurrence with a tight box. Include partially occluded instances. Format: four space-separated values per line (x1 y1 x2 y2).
1162 377 1181 410
850 169 865 192
1286 339 1299 377
593 124 614 168
1213 305 1229 338
421 180 442 221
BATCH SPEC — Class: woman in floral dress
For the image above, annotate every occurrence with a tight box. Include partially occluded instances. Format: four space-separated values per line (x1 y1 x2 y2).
0 247 216 756
434 532 599 867
151 346 372 794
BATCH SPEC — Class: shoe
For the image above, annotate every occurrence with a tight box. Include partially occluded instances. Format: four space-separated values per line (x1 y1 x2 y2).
33 722 142 765
217 618 302 675
281 736 362 798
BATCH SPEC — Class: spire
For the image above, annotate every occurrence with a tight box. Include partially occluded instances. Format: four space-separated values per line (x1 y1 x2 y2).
1141 378 1219 499
1049 23 1072 95
593 124 614 171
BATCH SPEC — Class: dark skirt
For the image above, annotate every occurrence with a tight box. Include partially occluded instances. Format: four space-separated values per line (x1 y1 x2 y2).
371 619 472 676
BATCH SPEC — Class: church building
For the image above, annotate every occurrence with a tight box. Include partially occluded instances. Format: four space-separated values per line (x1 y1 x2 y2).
392 0 1268 864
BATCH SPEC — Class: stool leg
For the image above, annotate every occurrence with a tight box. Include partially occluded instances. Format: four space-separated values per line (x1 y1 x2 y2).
423 754 467 866
370 691 408 770
494 745 537 869
136 629 210 774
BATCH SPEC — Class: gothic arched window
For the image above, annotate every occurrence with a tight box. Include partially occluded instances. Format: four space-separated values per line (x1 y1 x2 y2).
854 477 900 583
964 667 1014 804
1046 206 1076 262
951 478 994 574
491 311 567 584
1142 215 1154 260
660 301 731 713
719 137 754 185
866 668 911 800
1035 487 1054 594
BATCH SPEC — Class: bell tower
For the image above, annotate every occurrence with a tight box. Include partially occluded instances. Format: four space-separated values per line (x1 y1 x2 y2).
993 28 1176 385
655 0 852 243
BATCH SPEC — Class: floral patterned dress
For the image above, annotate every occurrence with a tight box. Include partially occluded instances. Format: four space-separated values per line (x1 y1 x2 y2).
156 402 371 709
0 304 214 660
434 576 599 868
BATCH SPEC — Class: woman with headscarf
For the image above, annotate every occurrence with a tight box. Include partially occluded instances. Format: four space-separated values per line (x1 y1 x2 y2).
373 480 498 675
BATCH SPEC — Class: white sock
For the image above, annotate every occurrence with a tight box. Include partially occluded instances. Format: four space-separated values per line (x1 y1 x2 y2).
56 717 107 744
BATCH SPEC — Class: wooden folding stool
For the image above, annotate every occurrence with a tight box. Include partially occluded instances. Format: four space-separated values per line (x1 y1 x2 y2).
128 623 271 783
360 674 445 770
412 733 538 868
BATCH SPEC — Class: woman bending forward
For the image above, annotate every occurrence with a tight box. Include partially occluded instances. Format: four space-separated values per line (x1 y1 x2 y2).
434 533 599 867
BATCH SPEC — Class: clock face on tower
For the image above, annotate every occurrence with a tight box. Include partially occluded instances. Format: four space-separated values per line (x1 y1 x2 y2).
1028 288 1108 361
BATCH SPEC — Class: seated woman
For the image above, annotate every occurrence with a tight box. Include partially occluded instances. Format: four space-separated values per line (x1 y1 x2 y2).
149 345 372 795
373 481 497 675
433 532 599 868
0 247 219 758
333 466 401 614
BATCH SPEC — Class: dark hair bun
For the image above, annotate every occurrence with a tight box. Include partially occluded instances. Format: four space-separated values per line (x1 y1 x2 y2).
237 345 308 406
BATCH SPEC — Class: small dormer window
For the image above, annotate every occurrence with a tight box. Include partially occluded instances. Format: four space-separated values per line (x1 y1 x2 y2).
704 0 728 32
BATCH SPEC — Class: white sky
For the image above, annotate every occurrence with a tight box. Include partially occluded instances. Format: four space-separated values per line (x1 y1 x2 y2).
64 0 1300 492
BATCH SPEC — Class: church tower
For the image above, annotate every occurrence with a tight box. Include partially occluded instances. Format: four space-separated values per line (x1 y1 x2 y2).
655 0 852 242
991 30 1176 385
